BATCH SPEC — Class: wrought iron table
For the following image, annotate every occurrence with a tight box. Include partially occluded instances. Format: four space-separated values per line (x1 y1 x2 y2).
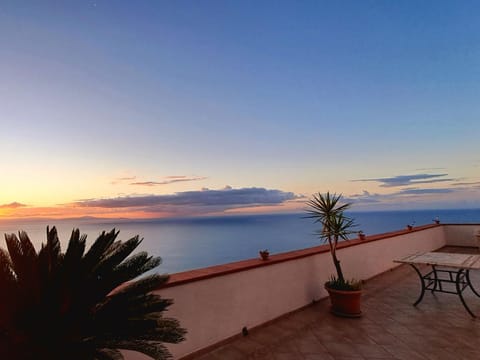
394 252 480 317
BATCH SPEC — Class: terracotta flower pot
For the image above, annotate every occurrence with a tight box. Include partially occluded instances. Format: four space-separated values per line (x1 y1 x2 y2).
325 285 362 318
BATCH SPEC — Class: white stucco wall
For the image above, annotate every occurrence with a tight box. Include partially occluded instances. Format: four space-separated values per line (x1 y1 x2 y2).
124 225 448 360
443 224 480 247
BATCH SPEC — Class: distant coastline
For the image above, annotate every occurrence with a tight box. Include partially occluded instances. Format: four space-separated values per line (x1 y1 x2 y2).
2 207 480 225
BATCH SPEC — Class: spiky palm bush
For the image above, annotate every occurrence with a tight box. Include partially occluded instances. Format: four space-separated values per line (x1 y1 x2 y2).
0 227 186 360
306 192 357 289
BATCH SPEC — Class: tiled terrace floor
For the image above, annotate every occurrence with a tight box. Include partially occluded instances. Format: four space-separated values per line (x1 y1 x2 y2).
197 247 480 360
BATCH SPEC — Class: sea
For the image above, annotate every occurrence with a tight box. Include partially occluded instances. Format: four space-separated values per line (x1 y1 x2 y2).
1 208 479 274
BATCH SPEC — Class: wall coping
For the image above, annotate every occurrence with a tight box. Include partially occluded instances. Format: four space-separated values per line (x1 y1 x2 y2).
442 223 480 226
162 223 440 288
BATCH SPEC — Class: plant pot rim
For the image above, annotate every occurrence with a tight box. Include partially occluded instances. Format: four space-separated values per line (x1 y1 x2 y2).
324 284 362 294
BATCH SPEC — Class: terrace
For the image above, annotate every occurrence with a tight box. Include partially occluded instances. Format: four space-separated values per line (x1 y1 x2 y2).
196 246 480 360
124 224 480 360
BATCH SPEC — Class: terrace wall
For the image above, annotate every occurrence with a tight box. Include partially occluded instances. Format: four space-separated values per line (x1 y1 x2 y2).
443 224 480 247
125 224 448 360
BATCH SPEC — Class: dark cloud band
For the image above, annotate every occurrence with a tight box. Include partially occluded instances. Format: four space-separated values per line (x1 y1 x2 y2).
396 188 454 195
72 187 297 210
352 173 455 187
130 176 207 186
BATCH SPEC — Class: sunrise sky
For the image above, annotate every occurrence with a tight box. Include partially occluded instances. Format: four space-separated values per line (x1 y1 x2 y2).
1 1 479 220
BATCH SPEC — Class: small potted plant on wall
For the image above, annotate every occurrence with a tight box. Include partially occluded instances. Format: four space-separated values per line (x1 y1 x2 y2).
358 230 366 240
259 249 270 260
306 192 362 317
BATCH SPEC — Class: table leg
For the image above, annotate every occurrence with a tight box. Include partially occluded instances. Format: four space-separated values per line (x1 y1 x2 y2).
466 270 480 298
431 265 438 293
409 264 426 306
456 269 476 318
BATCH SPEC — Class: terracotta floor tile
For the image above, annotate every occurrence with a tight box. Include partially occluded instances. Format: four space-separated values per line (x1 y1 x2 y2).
321 341 362 357
195 353 222 360
273 353 303 360
248 324 292 346
381 344 427 360
205 345 246 360
303 353 335 360
232 337 268 355
295 336 329 354
418 347 462 360
273 339 300 354
342 331 378 345
351 344 393 359
457 349 480 360
381 324 411 336
248 349 275 360
364 331 400 346
310 324 350 344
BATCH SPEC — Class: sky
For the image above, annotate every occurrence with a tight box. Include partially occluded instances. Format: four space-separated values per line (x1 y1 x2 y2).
1 0 479 220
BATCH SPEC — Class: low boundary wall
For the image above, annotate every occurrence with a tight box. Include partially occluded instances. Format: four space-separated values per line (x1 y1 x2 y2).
443 224 480 247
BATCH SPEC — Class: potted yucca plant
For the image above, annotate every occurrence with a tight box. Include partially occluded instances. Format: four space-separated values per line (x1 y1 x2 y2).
306 192 362 317
0 227 186 360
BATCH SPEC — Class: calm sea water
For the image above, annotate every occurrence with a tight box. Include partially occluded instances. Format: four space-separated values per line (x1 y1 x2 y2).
1 209 479 274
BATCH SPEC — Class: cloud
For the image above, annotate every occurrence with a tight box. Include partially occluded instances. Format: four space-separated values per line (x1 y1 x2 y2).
346 187 456 207
349 173 480 209
345 191 382 203
414 167 446 171
130 176 207 186
452 181 480 187
110 176 137 185
0 202 27 209
395 188 454 195
352 173 456 187
71 187 298 215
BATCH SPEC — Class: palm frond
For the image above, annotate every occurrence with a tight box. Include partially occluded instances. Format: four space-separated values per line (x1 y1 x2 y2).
108 252 162 288
5 233 37 282
102 340 173 360
82 229 119 274
113 274 168 298
93 236 143 278
38 226 62 280
64 229 87 266
0 248 14 283
306 192 355 241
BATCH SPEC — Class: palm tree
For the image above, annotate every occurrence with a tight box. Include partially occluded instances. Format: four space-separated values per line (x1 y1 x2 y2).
0 227 186 360
305 192 356 285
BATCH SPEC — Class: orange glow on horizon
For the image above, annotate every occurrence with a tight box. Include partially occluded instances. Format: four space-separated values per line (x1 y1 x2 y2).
0 202 304 222
0 206 169 221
